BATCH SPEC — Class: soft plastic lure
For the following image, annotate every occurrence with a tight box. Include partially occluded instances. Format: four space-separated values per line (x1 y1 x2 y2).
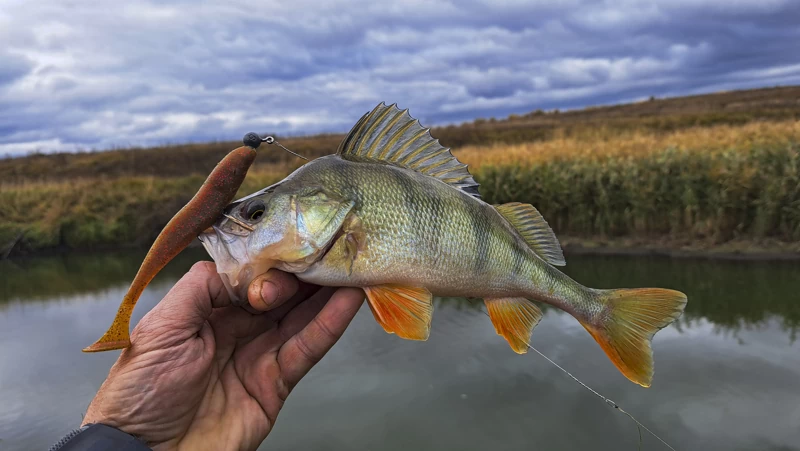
83 133 263 352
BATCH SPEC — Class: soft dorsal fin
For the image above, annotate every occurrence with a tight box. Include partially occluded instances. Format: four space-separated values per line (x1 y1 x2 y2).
495 202 565 266
337 102 480 198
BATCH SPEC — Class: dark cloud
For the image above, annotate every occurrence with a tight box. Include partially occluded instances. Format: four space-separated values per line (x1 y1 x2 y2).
0 52 32 86
1 0 799 156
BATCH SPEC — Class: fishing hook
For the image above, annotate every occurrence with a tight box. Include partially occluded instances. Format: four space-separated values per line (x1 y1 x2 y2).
242 132 309 160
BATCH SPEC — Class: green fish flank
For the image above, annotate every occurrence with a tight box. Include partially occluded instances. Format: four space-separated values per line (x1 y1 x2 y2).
200 103 688 387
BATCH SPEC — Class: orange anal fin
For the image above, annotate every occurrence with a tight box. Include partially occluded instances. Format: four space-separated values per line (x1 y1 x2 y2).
484 297 543 354
364 284 433 340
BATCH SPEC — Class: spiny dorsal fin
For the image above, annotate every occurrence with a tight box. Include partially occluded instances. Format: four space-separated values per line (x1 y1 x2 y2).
337 102 480 198
495 202 565 266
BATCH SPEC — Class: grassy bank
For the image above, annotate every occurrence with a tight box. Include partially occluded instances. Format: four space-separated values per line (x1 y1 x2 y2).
2 118 799 255
469 121 800 244
0 171 285 252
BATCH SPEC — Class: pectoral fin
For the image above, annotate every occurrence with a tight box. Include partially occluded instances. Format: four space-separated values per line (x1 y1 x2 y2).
364 284 433 340
342 215 366 276
485 297 543 354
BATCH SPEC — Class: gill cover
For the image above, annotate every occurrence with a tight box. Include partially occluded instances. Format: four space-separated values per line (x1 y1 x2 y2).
201 186 355 303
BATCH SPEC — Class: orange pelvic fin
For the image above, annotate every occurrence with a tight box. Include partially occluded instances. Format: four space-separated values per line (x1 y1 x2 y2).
364 284 433 340
484 297 543 354
579 288 687 387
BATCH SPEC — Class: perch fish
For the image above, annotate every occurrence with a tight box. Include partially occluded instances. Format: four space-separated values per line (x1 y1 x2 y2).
200 103 687 387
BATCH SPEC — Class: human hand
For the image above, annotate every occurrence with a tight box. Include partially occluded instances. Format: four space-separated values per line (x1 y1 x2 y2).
82 261 364 451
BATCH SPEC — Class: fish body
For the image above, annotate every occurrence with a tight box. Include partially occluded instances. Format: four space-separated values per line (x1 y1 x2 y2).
201 103 687 387
269 156 568 302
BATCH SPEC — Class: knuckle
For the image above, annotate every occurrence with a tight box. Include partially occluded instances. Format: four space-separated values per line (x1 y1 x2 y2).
312 315 337 343
180 262 218 300
294 333 322 365
190 260 216 276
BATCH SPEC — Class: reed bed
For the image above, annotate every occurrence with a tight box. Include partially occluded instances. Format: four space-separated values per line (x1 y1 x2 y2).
467 121 800 243
2 119 799 253
0 171 283 251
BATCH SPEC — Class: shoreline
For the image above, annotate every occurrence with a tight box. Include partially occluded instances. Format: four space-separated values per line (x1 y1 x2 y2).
559 237 800 262
562 244 800 262
4 236 799 263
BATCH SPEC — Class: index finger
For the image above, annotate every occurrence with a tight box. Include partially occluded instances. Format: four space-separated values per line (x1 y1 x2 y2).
277 287 365 387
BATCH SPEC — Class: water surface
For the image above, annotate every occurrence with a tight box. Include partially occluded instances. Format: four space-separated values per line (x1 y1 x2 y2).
0 250 798 451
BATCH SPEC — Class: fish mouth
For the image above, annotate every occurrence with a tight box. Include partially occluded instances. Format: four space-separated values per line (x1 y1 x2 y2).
199 221 268 306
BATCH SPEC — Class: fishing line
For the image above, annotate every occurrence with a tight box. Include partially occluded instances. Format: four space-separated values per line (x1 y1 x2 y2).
262 135 309 160
479 309 676 451
249 129 671 448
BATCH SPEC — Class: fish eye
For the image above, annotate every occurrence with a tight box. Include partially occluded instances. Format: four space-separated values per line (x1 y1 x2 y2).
244 200 265 221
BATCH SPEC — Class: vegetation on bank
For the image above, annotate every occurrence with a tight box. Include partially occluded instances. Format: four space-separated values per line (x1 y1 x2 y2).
471 121 800 244
2 86 800 255
0 170 284 252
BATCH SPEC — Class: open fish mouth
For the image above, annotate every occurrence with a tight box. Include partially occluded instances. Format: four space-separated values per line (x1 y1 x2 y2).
199 220 268 305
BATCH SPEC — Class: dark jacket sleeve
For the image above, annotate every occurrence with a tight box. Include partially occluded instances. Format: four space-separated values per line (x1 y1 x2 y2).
49 424 151 451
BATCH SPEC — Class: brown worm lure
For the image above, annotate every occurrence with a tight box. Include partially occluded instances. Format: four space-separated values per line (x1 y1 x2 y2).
83 133 264 352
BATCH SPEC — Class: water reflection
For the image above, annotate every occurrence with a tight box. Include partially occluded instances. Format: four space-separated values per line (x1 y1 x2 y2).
0 250 798 451
0 248 203 304
5 250 796 337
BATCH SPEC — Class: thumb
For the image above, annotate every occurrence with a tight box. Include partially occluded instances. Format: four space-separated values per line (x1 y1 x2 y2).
131 261 232 347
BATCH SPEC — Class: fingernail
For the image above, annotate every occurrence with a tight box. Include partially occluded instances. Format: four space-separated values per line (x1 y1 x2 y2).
260 280 279 308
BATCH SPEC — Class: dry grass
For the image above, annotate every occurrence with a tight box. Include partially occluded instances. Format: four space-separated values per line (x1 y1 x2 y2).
455 120 800 168
0 170 284 251
470 122 800 242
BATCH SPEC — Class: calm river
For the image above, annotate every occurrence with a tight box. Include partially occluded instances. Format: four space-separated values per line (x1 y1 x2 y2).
0 249 798 450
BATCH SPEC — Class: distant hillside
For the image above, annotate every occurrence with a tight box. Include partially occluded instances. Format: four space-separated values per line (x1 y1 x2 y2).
2 85 799 183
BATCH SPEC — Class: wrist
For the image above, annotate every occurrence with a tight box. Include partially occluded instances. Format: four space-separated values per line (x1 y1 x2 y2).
50 423 151 451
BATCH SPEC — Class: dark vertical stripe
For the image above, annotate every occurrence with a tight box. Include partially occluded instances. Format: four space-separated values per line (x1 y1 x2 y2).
428 183 443 265
512 242 524 279
462 196 490 274
387 167 417 233
405 176 424 235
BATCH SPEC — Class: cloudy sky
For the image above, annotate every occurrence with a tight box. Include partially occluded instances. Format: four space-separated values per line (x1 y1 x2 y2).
1 0 799 156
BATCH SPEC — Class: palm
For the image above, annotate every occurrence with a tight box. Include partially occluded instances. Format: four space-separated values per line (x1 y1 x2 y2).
83 263 364 451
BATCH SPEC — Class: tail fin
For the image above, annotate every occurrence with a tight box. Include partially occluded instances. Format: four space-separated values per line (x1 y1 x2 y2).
579 288 687 387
